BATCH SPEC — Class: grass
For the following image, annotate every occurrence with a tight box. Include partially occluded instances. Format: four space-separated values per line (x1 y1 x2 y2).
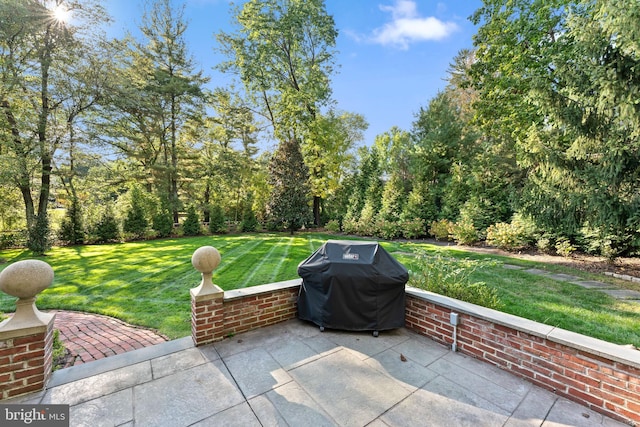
1 233 639 348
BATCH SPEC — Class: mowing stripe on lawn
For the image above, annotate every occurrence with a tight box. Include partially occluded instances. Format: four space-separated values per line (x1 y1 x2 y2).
212 237 265 276
268 237 292 283
238 237 287 288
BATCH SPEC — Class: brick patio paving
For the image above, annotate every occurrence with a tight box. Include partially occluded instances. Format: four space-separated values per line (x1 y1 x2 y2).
51 310 168 367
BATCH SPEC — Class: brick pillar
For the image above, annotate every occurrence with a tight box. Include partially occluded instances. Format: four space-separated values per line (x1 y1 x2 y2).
190 246 225 346
0 260 56 400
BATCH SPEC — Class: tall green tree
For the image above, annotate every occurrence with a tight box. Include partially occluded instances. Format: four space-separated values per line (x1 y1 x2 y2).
303 110 367 224
218 0 339 225
376 127 412 223
471 0 640 255
266 138 311 234
98 0 207 223
0 0 108 251
409 92 473 222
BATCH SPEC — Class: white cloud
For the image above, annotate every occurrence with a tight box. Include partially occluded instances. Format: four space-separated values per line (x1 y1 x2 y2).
371 0 458 49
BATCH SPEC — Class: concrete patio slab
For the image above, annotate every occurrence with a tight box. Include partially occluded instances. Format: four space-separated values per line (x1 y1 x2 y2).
571 280 613 289
601 289 640 300
523 268 549 275
133 361 244 427
547 273 581 282
289 347 412 426
192 402 260 427
249 381 335 426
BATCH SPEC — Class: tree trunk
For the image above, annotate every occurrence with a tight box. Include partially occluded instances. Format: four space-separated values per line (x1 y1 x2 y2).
170 94 179 225
313 195 321 227
203 183 210 223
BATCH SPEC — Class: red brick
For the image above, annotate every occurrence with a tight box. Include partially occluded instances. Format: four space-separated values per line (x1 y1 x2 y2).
627 399 640 414
26 357 45 368
489 350 522 366
589 387 626 407
14 349 45 363
6 382 44 397
602 382 640 402
567 387 604 408
508 364 535 380
563 370 600 389
533 373 567 393
569 355 598 369
14 367 44 380
588 369 621 385
13 334 45 346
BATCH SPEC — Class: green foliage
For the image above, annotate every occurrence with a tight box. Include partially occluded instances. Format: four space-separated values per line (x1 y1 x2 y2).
266 139 312 234
208 204 227 234
218 0 337 140
555 238 576 258
402 181 438 226
27 214 51 256
325 219 341 233
401 219 426 240
52 329 67 371
344 147 383 226
536 235 554 254
429 219 454 241
59 197 85 245
450 219 479 245
471 0 640 258
94 205 120 243
408 253 502 309
379 173 407 223
376 221 402 240
152 210 173 238
342 218 358 235
182 206 201 236
239 203 259 232
486 223 523 251
486 215 538 251
0 231 25 250
123 187 149 239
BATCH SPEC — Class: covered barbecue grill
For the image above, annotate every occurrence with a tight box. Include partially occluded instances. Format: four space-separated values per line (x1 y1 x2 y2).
297 240 408 336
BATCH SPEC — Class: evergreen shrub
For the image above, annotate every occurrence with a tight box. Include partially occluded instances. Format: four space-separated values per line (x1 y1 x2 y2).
182 206 201 236
451 219 479 245
401 219 425 239
239 204 259 232
208 204 226 234
429 219 454 241
94 207 119 243
59 198 85 245
27 214 51 255
325 219 341 233
152 210 173 238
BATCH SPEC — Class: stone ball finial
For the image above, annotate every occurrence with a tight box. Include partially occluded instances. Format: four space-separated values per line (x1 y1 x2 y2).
192 246 221 274
0 259 54 299
0 260 55 333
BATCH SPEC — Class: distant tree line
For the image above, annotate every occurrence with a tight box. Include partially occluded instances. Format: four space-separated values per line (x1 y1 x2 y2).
1 0 639 260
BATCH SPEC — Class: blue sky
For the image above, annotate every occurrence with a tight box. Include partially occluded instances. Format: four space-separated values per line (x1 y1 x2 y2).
104 0 483 149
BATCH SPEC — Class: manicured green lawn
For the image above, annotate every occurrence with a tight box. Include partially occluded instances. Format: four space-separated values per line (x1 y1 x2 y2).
1 233 638 348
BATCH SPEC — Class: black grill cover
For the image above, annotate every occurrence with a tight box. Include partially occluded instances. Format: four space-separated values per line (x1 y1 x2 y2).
297 240 408 332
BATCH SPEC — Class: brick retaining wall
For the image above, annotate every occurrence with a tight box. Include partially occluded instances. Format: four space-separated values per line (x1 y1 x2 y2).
405 287 640 425
0 320 54 400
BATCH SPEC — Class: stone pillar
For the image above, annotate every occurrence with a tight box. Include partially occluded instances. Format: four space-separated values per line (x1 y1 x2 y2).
0 260 56 400
190 246 225 346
